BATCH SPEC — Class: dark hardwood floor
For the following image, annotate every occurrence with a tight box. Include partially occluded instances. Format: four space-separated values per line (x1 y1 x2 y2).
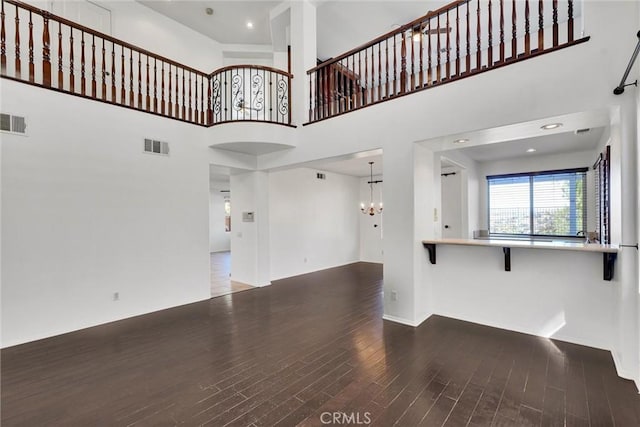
2 263 639 426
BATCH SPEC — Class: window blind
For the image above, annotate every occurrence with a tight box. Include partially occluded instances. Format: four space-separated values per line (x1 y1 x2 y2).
488 168 587 237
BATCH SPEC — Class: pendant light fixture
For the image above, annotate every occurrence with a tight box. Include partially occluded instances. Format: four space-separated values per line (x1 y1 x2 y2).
361 161 383 216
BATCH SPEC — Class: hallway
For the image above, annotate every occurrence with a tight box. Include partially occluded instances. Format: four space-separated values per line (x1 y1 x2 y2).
210 251 254 298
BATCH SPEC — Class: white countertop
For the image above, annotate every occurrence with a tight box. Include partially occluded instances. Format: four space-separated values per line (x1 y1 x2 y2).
422 238 619 253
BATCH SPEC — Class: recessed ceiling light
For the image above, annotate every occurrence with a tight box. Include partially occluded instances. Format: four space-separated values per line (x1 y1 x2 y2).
205 7 213 15
541 123 563 130
526 148 537 153
453 138 469 144
246 21 254 29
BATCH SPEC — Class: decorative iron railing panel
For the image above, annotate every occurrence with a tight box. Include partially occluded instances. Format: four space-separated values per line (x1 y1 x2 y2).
306 0 589 123
210 65 292 126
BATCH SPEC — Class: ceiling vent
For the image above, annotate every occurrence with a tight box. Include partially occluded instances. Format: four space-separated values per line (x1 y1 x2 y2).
1 113 27 135
575 128 591 134
144 138 169 156
316 172 326 180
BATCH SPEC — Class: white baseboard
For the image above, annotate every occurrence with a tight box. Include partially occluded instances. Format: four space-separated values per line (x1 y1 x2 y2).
382 312 432 327
253 281 272 288
432 310 640 389
271 260 361 282
1 294 212 349
230 278 270 288
611 349 640 392
433 309 609 350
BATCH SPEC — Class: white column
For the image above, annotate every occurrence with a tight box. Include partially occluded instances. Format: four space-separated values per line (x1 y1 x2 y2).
382 141 437 325
230 171 271 287
290 0 317 126
613 97 640 386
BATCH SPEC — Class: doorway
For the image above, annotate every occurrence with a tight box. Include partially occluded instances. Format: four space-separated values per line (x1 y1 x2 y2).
209 167 253 297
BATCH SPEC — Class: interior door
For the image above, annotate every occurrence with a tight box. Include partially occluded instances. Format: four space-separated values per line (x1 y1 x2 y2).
441 170 463 238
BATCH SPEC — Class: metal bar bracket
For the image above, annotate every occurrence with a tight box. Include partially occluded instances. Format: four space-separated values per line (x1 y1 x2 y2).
424 243 436 264
503 247 511 271
603 252 617 281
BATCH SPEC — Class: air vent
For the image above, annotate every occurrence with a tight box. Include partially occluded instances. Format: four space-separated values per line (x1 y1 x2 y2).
1 113 27 135
143 138 169 156
316 172 326 180
575 128 591 134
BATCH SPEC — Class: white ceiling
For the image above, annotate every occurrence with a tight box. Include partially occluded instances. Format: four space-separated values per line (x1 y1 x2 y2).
316 155 383 177
137 1 444 61
304 152 383 177
213 141 294 155
315 1 447 60
138 1 280 46
457 127 605 162
421 109 611 154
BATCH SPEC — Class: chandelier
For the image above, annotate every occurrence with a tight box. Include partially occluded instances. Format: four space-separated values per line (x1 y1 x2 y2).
361 161 383 216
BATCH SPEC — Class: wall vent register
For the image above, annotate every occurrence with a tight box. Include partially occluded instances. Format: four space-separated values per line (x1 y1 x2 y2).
0 114 27 135
144 139 170 156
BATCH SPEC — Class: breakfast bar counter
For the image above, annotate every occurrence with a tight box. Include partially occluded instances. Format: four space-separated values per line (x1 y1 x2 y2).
422 238 619 280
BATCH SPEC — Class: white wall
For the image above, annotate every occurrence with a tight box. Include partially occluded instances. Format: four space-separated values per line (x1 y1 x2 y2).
359 175 383 263
50 0 223 72
99 0 222 72
209 189 230 253
430 245 614 349
1 80 211 348
269 168 360 280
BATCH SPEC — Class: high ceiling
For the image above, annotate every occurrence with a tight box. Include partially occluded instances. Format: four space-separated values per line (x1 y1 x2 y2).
138 1 280 46
137 1 445 59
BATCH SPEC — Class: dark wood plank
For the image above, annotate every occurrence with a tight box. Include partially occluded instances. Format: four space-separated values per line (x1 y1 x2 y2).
541 386 565 427
418 394 456 426
515 405 543 427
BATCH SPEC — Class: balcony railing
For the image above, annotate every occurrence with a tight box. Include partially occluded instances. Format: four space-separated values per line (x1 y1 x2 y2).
211 65 292 126
306 0 589 123
0 0 293 127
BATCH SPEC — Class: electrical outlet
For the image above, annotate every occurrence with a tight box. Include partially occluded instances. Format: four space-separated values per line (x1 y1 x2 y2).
113 292 120 301
391 290 398 301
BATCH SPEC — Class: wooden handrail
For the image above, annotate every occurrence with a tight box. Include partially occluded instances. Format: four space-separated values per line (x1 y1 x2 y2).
212 64 293 79
4 0 208 77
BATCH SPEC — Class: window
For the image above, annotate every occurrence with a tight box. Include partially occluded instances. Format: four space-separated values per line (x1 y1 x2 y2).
488 168 587 237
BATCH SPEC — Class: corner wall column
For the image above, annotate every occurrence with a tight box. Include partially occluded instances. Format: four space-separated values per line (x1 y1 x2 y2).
230 171 271 287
